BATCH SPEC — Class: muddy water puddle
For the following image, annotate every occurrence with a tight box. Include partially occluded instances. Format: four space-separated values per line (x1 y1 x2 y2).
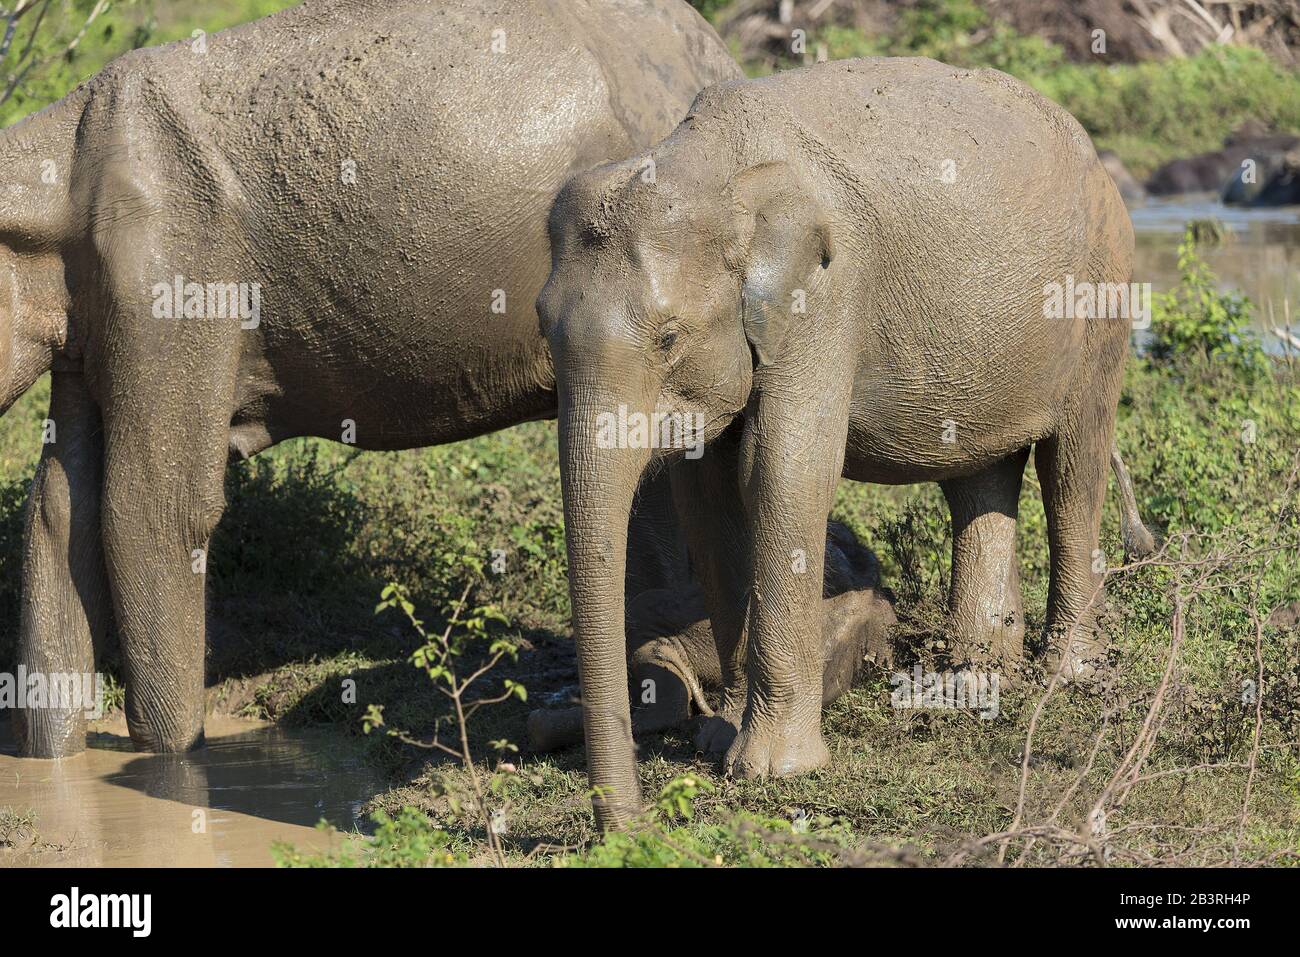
0 716 374 867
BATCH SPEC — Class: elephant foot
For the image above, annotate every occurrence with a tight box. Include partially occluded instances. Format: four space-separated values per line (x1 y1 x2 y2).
723 718 830 780
946 609 1025 674
1042 623 1107 685
591 768 643 832
125 708 206 753
944 557 1026 671
12 708 88 759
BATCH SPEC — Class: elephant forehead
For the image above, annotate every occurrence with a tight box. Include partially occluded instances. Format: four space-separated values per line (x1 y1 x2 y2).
634 239 727 308
576 163 712 236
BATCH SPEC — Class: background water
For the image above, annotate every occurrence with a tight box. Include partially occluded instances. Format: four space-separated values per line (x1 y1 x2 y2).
1131 197 1300 353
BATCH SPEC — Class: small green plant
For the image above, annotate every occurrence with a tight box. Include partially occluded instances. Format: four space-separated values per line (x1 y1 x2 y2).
275 555 522 867
273 807 465 868
100 672 126 714
655 774 714 821
363 556 521 866
878 497 951 605
1148 226 1265 371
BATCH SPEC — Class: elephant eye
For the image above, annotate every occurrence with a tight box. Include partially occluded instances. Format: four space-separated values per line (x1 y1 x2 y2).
660 331 677 351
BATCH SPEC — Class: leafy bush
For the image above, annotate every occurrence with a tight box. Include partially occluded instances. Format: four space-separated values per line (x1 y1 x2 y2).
1147 227 1266 372
1030 45 1300 177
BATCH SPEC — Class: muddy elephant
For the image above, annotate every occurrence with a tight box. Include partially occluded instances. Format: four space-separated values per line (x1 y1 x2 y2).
539 58 1158 826
0 0 742 767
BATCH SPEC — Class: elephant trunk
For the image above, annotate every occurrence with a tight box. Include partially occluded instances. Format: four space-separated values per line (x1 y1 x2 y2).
557 376 655 830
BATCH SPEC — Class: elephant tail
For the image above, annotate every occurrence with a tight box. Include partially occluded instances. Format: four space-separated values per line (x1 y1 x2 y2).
1109 440 1161 560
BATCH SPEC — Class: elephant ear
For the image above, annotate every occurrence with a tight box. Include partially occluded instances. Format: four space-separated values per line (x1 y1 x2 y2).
729 161 835 367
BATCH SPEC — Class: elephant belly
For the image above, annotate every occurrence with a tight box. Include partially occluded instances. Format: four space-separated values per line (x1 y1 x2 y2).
230 301 557 455
840 396 1054 485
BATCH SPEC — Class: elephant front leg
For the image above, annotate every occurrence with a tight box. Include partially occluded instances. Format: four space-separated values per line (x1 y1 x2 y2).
725 381 851 779
668 434 753 755
940 449 1030 669
14 372 112 758
94 289 237 753
100 414 228 753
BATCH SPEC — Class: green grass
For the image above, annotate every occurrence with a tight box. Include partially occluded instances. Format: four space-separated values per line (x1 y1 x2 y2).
1 0 297 129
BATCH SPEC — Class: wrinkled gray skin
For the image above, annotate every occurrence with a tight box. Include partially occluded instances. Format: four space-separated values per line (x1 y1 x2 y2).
540 58 1158 826
1097 150 1145 207
527 521 896 751
0 0 741 803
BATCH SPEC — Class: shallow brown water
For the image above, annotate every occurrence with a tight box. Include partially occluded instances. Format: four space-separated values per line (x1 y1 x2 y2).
0 716 372 867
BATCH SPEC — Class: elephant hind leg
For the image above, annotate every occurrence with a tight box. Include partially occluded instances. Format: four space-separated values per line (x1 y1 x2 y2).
1037 423 1114 681
940 449 1030 669
15 372 112 758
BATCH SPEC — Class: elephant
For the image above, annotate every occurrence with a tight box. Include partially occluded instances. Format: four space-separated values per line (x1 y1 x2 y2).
1097 150 1145 207
526 520 897 752
539 57 1159 826
0 0 743 772
1147 131 1300 197
1222 147 1300 207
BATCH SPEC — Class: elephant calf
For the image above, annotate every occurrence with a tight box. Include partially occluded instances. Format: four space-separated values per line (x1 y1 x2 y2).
527 521 896 752
539 57 1157 825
